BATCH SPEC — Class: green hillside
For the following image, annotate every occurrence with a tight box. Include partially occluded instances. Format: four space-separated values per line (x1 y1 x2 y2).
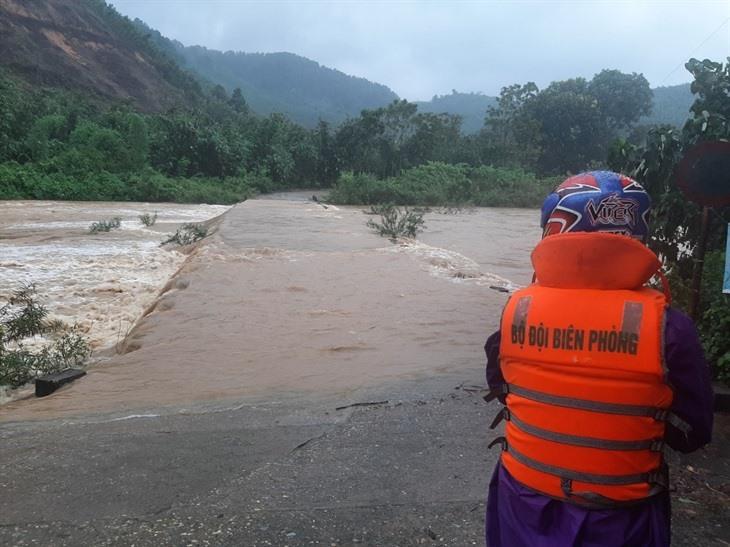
133 19 398 127
416 91 497 134
641 83 693 127
414 85 692 135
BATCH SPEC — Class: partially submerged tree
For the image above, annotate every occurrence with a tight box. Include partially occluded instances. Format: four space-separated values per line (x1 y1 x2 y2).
0 285 90 389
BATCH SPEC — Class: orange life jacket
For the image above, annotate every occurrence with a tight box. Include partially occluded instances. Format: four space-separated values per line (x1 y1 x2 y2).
490 232 687 507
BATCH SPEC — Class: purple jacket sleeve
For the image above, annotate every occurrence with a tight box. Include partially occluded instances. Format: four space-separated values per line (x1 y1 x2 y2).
483 308 714 454
485 330 504 392
663 308 714 453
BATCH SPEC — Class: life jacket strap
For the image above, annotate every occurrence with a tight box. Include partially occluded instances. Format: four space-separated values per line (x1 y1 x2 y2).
483 384 508 403
503 383 691 435
489 437 669 508
507 410 664 452
560 477 668 508
489 407 509 429
493 439 669 490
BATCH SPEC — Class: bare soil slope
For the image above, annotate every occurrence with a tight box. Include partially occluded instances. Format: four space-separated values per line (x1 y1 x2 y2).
0 0 198 111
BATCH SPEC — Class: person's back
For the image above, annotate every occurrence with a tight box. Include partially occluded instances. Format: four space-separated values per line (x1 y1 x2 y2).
484 171 714 546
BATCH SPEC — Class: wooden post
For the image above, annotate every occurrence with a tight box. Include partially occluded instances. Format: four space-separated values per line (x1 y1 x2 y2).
689 206 711 321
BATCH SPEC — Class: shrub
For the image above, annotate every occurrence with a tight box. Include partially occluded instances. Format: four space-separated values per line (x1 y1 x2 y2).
366 204 425 240
89 217 122 233
328 162 558 208
699 250 730 383
139 212 158 227
162 223 208 246
0 284 91 388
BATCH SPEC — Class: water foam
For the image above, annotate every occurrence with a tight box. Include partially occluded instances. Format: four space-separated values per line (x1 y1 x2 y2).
381 240 520 291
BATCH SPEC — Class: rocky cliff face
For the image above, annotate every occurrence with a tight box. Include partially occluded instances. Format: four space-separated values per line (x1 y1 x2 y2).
0 0 197 111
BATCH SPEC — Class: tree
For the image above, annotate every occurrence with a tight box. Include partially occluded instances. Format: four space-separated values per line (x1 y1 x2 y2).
313 120 339 185
211 84 228 102
229 88 249 115
607 57 730 380
482 82 541 168
334 99 459 178
525 78 607 174
482 71 653 175
589 69 652 131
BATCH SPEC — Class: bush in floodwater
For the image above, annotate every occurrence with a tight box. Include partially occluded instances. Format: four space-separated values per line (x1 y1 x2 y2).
0 284 91 389
89 217 122 233
366 204 425 240
139 212 158 227
162 223 208 246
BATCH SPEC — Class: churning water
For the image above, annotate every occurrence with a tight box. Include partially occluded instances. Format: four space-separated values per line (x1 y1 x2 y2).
1 195 539 420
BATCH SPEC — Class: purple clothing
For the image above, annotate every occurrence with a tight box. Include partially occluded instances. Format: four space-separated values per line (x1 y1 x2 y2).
485 307 714 547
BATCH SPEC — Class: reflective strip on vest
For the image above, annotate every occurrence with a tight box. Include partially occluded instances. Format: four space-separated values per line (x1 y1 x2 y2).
507 410 663 451
506 384 666 418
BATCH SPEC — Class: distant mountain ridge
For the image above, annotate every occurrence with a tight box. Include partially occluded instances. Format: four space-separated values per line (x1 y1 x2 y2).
133 19 399 127
416 92 498 133
640 83 694 127
0 0 695 133
416 84 693 134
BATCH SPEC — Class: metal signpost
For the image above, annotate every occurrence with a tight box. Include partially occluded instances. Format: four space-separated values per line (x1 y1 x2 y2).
724 223 730 295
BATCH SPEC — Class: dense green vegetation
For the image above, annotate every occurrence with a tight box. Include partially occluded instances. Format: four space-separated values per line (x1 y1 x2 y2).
329 163 558 208
478 70 654 174
0 0 699 207
133 19 398 128
639 83 694 128
609 58 730 381
415 91 498 134
0 59 635 205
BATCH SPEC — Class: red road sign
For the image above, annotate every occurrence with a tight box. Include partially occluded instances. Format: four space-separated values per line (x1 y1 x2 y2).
675 141 730 207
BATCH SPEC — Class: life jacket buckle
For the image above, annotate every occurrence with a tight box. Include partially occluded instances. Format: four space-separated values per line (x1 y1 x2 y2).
560 478 573 497
489 407 510 429
488 436 508 451
483 384 509 403
650 439 664 452
647 465 669 489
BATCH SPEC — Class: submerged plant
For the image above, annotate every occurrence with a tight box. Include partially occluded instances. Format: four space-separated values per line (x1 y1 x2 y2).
0 284 91 388
139 212 158 227
89 217 122 233
366 204 425 241
162 223 208 246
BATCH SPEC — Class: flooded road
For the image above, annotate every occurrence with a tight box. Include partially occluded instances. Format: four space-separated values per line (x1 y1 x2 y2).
0 201 230 352
1 196 539 420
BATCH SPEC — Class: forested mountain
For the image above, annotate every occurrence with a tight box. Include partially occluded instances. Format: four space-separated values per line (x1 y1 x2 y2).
414 85 692 134
133 19 399 127
640 83 694 127
0 0 202 111
415 92 497 134
1 0 692 132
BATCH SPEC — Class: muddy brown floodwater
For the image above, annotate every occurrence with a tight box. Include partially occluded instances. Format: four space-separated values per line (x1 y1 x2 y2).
1 195 540 421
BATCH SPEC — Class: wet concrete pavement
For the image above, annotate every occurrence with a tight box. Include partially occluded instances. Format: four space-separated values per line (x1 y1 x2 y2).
1 374 494 546
2 377 729 546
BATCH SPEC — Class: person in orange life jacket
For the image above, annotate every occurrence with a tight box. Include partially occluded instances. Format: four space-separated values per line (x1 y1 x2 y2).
484 171 714 547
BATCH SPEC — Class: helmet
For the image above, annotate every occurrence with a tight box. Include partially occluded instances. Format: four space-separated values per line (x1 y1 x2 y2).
540 171 651 241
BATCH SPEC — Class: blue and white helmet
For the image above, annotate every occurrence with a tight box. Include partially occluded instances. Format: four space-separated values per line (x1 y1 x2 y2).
541 171 652 242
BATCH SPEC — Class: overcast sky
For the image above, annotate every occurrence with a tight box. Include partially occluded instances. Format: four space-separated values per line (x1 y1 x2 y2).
111 0 730 101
